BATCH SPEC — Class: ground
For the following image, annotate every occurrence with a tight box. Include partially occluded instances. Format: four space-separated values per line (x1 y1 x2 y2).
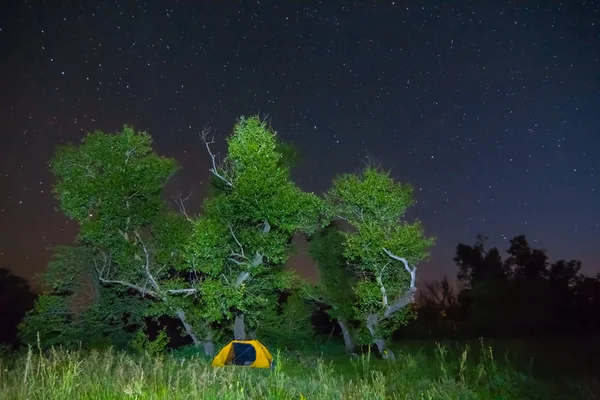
1 337 598 399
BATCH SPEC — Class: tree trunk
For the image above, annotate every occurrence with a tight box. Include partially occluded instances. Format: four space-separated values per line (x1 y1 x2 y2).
366 314 395 361
372 336 395 361
175 308 202 347
337 319 355 354
234 313 246 340
176 310 215 357
203 329 215 357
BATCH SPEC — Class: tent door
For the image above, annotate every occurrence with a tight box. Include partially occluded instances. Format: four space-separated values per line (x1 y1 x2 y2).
231 342 257 366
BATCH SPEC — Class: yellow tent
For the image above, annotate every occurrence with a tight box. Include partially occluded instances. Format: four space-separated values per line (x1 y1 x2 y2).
211 340 273 368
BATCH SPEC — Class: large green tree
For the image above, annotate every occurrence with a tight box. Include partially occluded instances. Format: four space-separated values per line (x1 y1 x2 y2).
187 116 324 340
324 166 435 359
27 125 219 353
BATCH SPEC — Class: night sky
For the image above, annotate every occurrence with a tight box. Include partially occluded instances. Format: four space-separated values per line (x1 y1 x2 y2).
1 1 599 288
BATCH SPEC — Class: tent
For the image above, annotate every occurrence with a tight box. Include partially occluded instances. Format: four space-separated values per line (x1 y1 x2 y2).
211 340 274 368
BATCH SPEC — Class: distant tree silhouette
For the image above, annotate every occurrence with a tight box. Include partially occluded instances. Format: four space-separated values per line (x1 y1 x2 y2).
0 268 37 346
409 234 600 339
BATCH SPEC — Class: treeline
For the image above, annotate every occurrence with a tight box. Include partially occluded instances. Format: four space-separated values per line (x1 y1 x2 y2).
1 116 597 357
404 234 600 339
4 116 431 359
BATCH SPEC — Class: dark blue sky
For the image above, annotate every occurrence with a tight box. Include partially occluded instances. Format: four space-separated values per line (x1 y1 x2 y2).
1 1 598 285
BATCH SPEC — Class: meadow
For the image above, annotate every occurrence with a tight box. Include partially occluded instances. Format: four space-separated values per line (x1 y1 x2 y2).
1 337 598 399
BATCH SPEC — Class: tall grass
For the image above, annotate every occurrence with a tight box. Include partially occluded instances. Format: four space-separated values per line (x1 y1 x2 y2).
0 339 595 399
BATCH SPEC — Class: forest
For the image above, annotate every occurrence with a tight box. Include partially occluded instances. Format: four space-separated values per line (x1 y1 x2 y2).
1 116 599 399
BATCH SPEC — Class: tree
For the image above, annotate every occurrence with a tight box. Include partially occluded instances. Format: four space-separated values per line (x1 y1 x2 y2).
324 166 435 359
0 268 37 346
451 234 597 337
186 116 325 341
505 235 549 281
41 125 218 354
455 234 509 289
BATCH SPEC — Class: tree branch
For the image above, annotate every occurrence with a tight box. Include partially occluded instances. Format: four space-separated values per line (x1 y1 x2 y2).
382 248 417 289
93 240 202 349
175 308 201 347
234 271 250 287
134 230 160 291
172 191 194 221
97 276 159 298
229 225 245 258
201 126 233 187
375 274 389 308
251 251 263 267
167 288 197 296
379 248 418 319
262 220 270 235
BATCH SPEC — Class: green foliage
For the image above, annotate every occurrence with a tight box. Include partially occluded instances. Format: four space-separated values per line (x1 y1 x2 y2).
40 246 96 294
51 125 177 252
18 294 75 349
19 245 148 350
308 224 355 321
258 290 316 350
324 166 435 347
186 116 325 335
274 138 302 170
325 167 415 225
150 212 193 272
131 328 170 357
19 289 147 351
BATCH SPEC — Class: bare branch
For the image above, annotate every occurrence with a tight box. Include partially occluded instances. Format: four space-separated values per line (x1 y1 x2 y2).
221 274 231 285
134 230 160 291
93 250 156 298
172 191 194 221
175 308 201 347
382 248 417 289
229 225 245 258
304 291 329 304
262 220 270 235
234 271 250 287
375 274 389 308
383 288 417 319
335 214 349 222
167 288 197 296
200 126 233 187
251 251 263 267
380 248 418 319
97 276 159 298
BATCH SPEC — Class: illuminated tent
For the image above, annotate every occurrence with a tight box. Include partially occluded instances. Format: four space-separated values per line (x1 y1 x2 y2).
211 340 274 368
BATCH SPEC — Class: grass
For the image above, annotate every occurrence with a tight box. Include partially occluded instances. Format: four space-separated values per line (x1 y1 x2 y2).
0 339 597 399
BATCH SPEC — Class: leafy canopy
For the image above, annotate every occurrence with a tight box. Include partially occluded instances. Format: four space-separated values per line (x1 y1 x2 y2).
325 166 435 341
51 125 177 252
186 116 325 333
